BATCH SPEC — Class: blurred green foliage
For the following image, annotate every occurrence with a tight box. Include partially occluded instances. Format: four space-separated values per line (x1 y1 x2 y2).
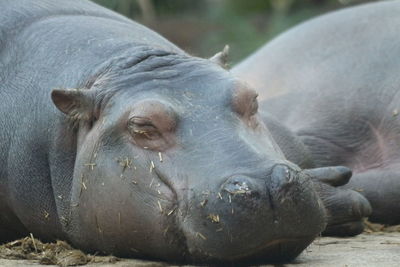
92 0 377 63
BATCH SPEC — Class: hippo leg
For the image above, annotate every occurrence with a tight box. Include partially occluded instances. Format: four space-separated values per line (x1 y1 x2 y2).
297 128 400 228
263 114 372 236
344 168 400 225
305 167 372 236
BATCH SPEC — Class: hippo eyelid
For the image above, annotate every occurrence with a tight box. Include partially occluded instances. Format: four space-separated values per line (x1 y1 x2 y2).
127 116 158 133
127 117 159 138
126 106 176 150
128 116 154 127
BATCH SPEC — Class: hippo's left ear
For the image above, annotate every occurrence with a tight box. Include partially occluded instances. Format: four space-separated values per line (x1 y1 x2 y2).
209 45 230 69
51 89 95 121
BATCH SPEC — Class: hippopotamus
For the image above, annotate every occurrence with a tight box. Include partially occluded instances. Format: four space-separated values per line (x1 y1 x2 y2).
233 1 400 228
0 0 370 264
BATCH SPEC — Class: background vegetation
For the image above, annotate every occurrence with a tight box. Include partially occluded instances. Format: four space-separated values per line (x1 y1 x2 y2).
93 0 379 64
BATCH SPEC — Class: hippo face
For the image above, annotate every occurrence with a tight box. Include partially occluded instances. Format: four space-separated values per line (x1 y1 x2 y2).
51 52 326 263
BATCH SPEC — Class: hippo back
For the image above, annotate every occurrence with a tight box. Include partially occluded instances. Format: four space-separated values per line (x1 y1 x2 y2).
233 0 400 105
233 0 400 132
233 0 400 168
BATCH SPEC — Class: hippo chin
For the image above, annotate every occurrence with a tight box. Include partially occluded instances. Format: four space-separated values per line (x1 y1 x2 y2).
0 0 370 264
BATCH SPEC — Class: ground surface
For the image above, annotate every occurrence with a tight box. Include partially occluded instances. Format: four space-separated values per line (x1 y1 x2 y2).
1 229 400 267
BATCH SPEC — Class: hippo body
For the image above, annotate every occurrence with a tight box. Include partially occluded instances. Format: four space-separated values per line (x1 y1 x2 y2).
0 0 323 263
233 1 400 225
0 0 370 264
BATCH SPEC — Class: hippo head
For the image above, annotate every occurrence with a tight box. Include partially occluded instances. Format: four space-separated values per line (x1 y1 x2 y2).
51 49 326 263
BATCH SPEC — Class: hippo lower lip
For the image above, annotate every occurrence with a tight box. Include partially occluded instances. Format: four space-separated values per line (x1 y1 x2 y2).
190 236 315 263
237 237 311 258
236 236 316 263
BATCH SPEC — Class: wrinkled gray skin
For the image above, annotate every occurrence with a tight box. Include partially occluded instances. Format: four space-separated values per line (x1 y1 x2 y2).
233 0 400 231
0 0 368 264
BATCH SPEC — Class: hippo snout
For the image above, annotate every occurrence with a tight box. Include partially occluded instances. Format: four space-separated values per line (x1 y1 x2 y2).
178 164 326 263
220 165 300 204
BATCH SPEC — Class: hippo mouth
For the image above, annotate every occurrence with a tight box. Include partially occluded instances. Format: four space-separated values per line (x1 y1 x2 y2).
172 168 325 264
224 236 315 263
187 236 316 264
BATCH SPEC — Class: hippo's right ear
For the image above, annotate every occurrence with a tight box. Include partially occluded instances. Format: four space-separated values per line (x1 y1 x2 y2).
51 89 94 121
209 45 230 69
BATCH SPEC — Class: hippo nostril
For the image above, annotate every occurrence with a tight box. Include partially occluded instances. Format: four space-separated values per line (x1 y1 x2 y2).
271 165 294 185
270 165 299 199
222 176 254 195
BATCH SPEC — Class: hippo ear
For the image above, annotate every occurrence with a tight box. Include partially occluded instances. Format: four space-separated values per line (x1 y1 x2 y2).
51 89 94 121
304 166 352 187
209 44 230 69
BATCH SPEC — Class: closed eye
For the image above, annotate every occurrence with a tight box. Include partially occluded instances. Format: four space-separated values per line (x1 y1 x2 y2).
126 99 177 151
128 117 160 139
129 117 153 127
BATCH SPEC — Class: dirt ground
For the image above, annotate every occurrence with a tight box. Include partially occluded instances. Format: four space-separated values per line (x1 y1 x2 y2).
1 224 399 267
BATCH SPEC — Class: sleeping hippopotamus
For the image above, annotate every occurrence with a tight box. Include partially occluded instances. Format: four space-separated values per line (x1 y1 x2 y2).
0 0 370 264
233 1 400 228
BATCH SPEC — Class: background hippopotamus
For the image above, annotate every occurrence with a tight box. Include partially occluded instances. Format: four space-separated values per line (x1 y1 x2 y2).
233 0 400 228
0 0 369 264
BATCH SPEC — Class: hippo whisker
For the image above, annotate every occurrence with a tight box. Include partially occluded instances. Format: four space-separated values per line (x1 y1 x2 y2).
157 200 163 212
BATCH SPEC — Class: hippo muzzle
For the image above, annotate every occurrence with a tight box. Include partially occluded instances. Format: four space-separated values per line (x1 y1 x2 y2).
176 164 326 263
